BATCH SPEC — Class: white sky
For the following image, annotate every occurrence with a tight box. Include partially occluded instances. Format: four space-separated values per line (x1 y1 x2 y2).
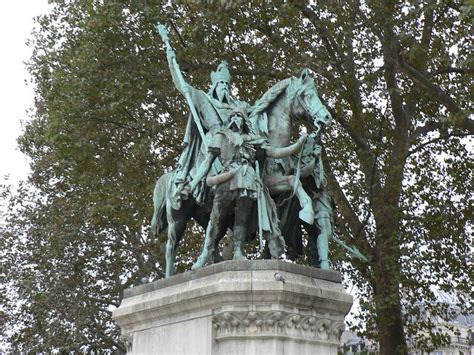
0 1 51 185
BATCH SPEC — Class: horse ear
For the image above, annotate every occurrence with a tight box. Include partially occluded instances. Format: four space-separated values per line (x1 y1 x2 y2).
300 68 310 81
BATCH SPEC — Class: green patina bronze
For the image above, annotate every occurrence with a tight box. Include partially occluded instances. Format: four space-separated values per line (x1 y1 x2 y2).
190 108 308 269
152 22 366 278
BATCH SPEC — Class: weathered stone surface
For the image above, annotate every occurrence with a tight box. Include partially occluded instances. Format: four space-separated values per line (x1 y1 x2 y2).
112 260 352 354
123 259 341 298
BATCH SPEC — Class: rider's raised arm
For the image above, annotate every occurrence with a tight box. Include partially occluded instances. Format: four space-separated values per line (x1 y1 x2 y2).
156 22 191 96
264 133 307 158
166 45 194 96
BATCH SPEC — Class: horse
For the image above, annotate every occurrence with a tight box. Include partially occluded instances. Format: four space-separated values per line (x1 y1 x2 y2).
151 170 230 278
248 68 333 268
191 68 333 269
153 68 332 277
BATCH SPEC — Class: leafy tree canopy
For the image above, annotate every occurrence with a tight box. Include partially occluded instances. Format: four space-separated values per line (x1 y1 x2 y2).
1 1 472 354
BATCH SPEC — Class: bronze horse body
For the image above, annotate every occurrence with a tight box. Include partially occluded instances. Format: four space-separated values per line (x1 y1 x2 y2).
249 69 332 268
151 171 228 278
152 69 332 277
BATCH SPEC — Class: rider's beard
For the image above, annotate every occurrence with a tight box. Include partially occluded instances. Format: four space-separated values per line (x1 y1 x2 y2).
218 89 230 104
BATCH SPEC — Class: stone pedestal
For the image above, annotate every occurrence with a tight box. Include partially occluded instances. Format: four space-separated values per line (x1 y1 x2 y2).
112 260 353 355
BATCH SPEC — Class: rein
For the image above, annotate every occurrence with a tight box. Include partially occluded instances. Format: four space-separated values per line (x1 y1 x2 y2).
295 91 325 133
275 135 307 208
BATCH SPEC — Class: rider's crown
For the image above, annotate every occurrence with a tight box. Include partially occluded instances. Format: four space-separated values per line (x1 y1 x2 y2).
211 61 231 84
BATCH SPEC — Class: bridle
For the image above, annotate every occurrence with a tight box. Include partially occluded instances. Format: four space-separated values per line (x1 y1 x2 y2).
296 89 329 135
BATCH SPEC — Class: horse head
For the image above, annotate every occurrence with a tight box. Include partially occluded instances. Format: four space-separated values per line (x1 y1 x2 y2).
289 69 332 134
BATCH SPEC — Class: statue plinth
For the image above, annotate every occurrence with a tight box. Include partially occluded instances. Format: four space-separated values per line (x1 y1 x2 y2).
112 260 353 354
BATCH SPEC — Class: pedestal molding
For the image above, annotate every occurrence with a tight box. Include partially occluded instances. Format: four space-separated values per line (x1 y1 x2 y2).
213 310 345 344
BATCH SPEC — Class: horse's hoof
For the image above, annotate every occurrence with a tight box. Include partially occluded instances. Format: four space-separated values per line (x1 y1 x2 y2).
192 256 208 270
299 208 315 225
191 263 201 270
233 252 246 261
320 260 330 270
212 252 225 263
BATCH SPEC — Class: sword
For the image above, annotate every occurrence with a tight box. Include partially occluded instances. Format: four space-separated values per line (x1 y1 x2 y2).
255 160 264 251
330 235 369 262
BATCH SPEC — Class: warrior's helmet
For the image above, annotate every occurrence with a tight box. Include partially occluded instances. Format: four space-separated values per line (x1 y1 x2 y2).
211 61 231 85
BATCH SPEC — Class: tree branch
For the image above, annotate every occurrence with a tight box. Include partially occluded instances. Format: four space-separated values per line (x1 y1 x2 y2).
96 328 126 353
397 57 465 117
374 0 411 228
406 132 472 158
409 117 474 142
122 107 139 123
429 67 474 77
355 5 384 42
295 3 385 207
87 295 120 308
420 4 434 52
294 3 346 75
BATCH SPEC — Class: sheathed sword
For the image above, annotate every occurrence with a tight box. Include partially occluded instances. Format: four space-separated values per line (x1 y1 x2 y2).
255 160 264 251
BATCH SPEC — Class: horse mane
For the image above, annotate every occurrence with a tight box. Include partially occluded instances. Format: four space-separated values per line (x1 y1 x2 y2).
250 77 293 116
249 77 294 136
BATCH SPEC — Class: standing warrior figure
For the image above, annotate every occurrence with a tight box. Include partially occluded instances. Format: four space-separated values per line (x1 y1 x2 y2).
188 108 308 269
300 135 332 269
155 22 248 206
300 134 368 269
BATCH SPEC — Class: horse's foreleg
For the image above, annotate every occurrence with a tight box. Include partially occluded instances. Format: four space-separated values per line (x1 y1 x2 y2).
164 220 175 278
165 226 176 278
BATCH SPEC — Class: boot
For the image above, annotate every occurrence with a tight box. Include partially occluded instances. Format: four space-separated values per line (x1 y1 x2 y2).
232 230 246 261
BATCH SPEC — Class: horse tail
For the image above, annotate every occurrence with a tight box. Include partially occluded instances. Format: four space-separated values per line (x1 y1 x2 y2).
151 171 173 237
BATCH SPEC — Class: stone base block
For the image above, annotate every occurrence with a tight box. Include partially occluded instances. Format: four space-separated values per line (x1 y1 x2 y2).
112 260 353 355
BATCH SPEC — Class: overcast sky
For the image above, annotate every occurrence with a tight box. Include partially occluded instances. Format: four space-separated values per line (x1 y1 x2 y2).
0 1 51 185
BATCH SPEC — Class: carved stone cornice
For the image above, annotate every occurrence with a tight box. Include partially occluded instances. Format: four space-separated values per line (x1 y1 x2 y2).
212 311 345 343
119 334 133 353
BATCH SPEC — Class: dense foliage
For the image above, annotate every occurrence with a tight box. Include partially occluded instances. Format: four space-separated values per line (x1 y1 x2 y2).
1 1 472 353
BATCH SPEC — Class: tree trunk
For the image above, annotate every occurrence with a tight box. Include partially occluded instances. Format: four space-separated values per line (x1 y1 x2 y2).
376 291 407 354
373 252 408 355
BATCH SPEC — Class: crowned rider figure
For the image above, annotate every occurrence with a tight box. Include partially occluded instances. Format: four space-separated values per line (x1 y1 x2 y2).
156 23 249 208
